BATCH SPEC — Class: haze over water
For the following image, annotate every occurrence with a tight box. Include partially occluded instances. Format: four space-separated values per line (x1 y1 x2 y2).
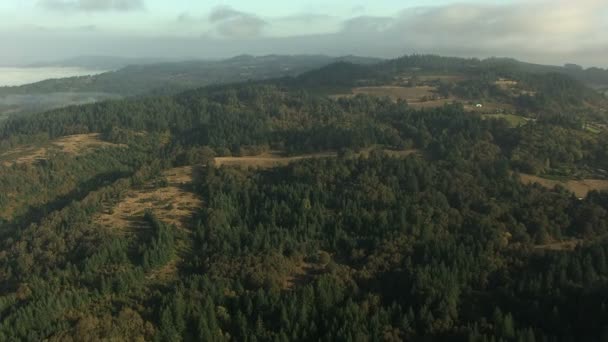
0 67 106 87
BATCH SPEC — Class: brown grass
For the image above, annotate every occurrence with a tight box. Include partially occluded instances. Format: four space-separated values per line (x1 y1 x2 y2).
53 133 122 153
95 166 202 232
1 133 124 166
214 149 420 169
215 151 337 169
95 166 202 281
520 173 608 198
534 239 582 251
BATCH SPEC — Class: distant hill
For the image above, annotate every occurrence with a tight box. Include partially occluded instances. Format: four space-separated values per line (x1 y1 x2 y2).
0 54 382 118
26 55 179 70
289 55 608 121
1 55 382 97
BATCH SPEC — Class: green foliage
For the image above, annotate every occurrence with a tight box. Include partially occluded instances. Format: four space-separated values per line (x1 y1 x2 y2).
0 59 607 341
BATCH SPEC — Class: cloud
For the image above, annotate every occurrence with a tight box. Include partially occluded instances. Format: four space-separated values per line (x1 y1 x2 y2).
208 6 245 23
328 0 608 63
39 0 144 12
207 6 267 39
5 1 608 67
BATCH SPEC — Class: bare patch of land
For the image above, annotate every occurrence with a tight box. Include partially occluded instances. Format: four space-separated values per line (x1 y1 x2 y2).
0 133 124 166
520 173 608 198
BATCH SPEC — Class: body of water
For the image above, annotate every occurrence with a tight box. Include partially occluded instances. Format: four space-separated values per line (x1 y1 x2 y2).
0 67 106 87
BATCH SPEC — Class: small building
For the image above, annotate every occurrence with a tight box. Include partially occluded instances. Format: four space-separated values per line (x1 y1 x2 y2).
476 103 483 108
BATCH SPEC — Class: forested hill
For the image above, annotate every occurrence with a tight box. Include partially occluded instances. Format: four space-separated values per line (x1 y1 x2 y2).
0 55 382 97
0 55 382 119
1 55 608 340
288 55 608 122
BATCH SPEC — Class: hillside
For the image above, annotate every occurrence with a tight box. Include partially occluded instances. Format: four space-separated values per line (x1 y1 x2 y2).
295 55 608 122
0 55 381 119
0 57 608 341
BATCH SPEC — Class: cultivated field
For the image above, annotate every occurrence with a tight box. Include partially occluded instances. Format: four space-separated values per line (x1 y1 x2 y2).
520 173 608 198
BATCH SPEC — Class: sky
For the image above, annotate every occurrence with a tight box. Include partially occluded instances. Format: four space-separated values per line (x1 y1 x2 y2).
0 0 607 67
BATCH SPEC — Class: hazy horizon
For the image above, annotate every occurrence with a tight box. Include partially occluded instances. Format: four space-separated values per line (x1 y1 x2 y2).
0 66 107 86
1 0 607 68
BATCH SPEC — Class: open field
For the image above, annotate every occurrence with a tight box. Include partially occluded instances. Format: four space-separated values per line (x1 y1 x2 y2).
482 113 532 127
417 75 466 82
584 123 605 134
331 85 461 109
534 239 582 252
0 133 124 166
331 85 520 111
215 151 337 169
95 166 202 232
95 166 202 282
352 86 437 101
215 148 420 169
520 173 608 198
407 98 457 109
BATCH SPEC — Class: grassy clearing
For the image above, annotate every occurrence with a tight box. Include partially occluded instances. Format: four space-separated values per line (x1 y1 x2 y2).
215 151 337 169
331 86 449 108
95 166 202 232
584 123 604 134
416 75 466 82
534 239 582 252
214 148 420 169
95 166 202 282
520 173 608 198
0 133 124 166
482 114 531 127
331 85 518 111
352 86 436 101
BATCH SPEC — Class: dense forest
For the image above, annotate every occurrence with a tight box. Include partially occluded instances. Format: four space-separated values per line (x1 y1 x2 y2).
0 55 608 341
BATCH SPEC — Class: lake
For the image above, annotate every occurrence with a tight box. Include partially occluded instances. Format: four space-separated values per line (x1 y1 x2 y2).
0 67 106 87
